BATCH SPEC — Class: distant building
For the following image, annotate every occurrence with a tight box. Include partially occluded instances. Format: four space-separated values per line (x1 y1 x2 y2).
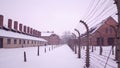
41 34 60 45
0 15 47 48
81 16 118 46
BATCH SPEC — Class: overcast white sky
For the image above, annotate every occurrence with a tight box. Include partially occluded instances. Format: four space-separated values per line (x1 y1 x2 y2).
0 0 117 36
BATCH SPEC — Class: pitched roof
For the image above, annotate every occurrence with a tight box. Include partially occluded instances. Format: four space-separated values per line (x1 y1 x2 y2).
89 16 113 34
81 16 116 37
0 29 47 42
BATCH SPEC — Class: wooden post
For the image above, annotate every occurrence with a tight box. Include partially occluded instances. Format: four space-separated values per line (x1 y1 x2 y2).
49 47 50 51
45 44 46 53
114 0 120 68
37 45 40 56
24 51 27 62
74 29 81 58
80 20 90 67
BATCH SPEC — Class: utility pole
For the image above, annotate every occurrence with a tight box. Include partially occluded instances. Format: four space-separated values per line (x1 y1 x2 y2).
74 29 81 58
109 25 117 59
80 20 90 68
37 45 40 56
72 33 77 54
89 35 94 52
96 31 103 55
114 0 120 68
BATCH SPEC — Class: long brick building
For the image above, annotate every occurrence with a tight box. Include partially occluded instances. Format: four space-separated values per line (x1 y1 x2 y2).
0 15 47 48
41 34 60 45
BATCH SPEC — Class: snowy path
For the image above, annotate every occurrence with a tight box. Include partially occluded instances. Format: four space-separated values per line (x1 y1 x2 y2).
0 45 118 68
0 45 84 68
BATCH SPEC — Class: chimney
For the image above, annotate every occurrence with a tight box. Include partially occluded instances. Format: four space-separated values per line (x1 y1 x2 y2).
29 27 31 34
33 29 34 36
38 31 41 37
0 15 4 28
27 27 29 34
35 30 37 37
36 31 38 37
37 31 39 37
36 30 38 37
19 24 22 32
24 25 26 33
8 19 12 30
40 32 41 37
33 29 35 36
14 21 18 31
34 30 36 37
30 28 33 35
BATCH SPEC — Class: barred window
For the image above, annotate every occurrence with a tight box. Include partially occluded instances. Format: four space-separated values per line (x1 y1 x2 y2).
32 40 33 44
105 28 108 33
14 39 17 44
27 40 29 44
19 39 21 44
7 39 11 44
23 40 26 44
109 27 112 33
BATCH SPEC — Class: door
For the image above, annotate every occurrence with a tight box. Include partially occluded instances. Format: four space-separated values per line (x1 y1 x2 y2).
97 37 104 46
108 37 114 45
0 38 3 48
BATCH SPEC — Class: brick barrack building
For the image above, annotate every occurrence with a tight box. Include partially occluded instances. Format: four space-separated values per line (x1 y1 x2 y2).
0 15 60 48
81 16 118 46
41 34 60 45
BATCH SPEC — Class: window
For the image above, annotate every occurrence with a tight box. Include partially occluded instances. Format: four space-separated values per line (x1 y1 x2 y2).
107 37 114 45
32 40 33 44
97 37 104 45
7 39 11 44
39 41 41 44
105 28 108 33
23 40 25 44
14 39 17 44
109 27 112 33
19 39 21 44
27 40 29 44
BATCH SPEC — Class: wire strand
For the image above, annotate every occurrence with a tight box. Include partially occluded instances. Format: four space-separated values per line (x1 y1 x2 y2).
104 46 113 68
85 0 106 22
89 6 116 27
83 0 101 21
87 0 113 22
81 0 95 20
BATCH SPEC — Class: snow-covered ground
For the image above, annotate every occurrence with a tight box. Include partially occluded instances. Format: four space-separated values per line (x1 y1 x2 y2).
81 46 117 68
90 46 117 68
0 45 84 68
0 44 118 68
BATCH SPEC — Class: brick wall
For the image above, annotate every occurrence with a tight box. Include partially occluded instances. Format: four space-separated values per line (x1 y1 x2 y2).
81 17 117 46
0 15 3 28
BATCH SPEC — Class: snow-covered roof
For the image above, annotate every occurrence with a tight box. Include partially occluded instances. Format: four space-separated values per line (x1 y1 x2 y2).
0 29 47 42
81 17 111 38
90 17 109 34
